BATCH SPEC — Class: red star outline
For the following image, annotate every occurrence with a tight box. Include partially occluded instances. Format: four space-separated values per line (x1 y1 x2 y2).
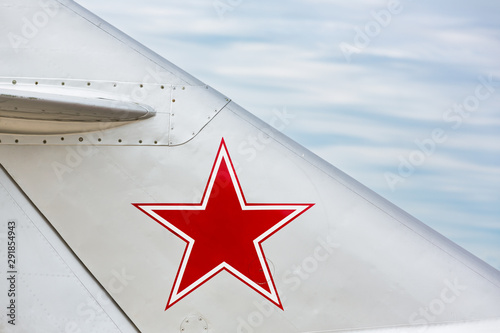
133 138 314 310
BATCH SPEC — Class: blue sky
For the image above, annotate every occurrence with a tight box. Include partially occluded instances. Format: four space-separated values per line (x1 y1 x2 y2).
77 0 500 270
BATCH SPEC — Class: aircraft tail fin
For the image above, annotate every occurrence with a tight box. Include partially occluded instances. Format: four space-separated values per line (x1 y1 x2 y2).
1 1 499 332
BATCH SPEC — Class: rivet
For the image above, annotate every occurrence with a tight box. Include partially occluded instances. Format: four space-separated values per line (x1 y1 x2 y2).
118 139 122 143
35 81 39 85
12 80 17 85
172 99 175 102
198 317 202 321
182 87 185 90
15 139 19 143
87 82 91 86
61 82 65 86
140 84 143 88
139 140 142 144
78 137 83 142
61 137 64 141
98 138 102 142
161 85 164 89
154 141 158 144
113 83 117 87
43 140 47 144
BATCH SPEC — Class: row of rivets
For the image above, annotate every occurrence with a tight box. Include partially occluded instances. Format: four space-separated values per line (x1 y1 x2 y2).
0 137 160 144
9 79 166 89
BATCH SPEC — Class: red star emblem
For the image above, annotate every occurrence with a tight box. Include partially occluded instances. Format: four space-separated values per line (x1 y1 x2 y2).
133 138 313 310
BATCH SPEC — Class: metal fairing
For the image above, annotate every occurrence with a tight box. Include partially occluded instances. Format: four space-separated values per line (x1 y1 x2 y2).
0 0 499 333
0 79 229 143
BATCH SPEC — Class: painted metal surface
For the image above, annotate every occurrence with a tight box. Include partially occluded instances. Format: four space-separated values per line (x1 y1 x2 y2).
0 166 138 332
0 87 154 122
0 0 499 332
0 0 229 145
0 78 229 143
133 139 313 310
